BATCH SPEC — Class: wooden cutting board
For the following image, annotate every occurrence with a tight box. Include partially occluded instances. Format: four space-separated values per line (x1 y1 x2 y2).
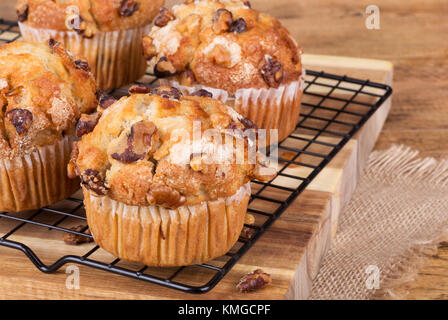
0 54 393 300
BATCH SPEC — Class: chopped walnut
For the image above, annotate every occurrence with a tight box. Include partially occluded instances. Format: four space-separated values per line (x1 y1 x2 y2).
154 7 175 27
111 121 159 163
154 57 177 78
237 269 272 293
81 169 108 196
147 185 186 209
241 226 257 239
16 4 28 22
260 55 284 88
129 83 152 94
74 59 91 72
230 18 247 33
98 94 117 110
63 225 93 245
240 117 257 130
76 112 100 137
119 0 140 17
212 8 233 34
128 120 158 156
48 38 59 50
151 85 182 100
191 89 213 98
6 108 33 136
111 147 143 163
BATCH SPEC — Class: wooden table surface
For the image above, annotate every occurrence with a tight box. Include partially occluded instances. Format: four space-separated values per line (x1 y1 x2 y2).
1 0 447 300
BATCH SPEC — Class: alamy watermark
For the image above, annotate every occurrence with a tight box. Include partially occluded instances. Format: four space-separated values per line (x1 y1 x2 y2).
365 5 380 30
162 120 278 175
365 265 380 290
65 265 80 290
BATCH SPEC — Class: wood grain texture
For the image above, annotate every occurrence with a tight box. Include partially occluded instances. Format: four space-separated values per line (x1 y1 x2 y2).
0 0 446 299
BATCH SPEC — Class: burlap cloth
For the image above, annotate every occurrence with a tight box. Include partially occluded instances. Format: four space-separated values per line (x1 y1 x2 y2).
309 145 448 299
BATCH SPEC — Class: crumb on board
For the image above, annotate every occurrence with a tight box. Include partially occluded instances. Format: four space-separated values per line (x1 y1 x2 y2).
236 269 272 293
63 225 93 245
241 226 257 239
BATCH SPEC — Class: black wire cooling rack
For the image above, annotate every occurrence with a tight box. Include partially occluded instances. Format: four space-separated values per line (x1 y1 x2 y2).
0 19 392 294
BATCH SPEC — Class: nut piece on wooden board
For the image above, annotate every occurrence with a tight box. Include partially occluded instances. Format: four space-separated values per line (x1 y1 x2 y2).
237 269 272 293
63 225 93 245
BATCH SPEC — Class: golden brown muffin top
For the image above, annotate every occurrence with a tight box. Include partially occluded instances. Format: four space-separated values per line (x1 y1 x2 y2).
0 40 97 160
69 85 276 208
16 0 164 36
142 0 303 94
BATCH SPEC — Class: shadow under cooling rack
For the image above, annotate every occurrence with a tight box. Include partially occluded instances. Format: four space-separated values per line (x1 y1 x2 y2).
0 19 392 294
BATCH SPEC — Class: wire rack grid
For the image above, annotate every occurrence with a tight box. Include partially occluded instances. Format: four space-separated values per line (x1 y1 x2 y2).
0 19 392 294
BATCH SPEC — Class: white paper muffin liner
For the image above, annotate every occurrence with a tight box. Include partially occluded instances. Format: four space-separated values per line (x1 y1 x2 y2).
163 71 305 143
0 136 79 212
19 22 151 90
83 182 251 267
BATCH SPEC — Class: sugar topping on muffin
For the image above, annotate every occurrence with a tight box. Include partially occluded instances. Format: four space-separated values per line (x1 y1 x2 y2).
142 0 303 93
0 40 97 159
16 0 164 36
69 86 276 208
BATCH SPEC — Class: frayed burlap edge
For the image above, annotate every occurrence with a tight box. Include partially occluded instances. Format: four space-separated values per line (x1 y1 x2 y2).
310 145 448 300
371 146 448 300
373 232 448 299
364 145 448 299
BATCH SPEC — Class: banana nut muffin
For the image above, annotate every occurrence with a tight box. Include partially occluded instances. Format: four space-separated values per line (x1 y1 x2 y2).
143 0 305 142
17 0 165 90
69 85 276 266
0 40 97 212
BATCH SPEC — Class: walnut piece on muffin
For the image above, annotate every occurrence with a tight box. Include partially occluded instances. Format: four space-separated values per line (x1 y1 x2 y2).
69 85 276 208
143 0 303 93
0 40 97 160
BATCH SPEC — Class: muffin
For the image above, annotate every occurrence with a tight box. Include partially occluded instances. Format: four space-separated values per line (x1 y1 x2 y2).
68 85 276 266
0 40 97 212
142 0 305 143
17 0 164 90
